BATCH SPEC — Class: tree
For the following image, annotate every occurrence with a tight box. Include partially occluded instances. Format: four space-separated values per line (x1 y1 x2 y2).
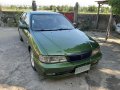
108 0 120 14
88 5 97 12
101 7 110 13
0 5 2 11
10 5 16 9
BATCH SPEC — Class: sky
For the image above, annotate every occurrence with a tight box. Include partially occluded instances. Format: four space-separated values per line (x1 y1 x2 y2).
0 0 99 6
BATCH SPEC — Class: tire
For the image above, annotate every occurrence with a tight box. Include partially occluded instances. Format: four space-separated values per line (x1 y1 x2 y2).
30 50 36 71
91 61 99 68
18 28 23 42
20 35 23 42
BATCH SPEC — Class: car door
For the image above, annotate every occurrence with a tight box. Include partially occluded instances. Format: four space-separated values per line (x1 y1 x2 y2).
19 13 30 46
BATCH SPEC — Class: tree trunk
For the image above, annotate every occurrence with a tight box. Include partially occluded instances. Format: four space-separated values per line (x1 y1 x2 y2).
105 8 113 41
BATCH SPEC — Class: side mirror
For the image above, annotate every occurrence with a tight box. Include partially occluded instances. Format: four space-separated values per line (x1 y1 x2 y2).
73 22 78 28
19 24 28 29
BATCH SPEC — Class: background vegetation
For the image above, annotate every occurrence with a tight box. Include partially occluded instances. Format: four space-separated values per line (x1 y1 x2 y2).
0 5 110 14
108 0 120 14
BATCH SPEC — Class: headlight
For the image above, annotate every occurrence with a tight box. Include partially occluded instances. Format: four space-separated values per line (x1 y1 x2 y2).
39 55 67 63
92 48 100 56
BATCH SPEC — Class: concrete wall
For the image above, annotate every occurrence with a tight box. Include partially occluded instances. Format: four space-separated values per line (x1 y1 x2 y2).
0 11 120 31
0 11 22 27
78 14 110 30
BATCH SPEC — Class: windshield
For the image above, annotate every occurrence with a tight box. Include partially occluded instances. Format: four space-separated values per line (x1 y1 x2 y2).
31 14 74 31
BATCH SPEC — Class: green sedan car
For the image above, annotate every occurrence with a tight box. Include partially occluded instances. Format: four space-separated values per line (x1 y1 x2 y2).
18 11 102 77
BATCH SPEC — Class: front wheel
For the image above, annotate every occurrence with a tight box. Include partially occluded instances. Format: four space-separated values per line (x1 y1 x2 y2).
30 50 36 71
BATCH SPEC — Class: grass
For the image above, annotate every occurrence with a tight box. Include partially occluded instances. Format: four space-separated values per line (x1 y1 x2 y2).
2 8 31 12
79 12 110 15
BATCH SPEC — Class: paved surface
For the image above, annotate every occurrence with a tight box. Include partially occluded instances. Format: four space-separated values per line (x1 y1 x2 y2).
0 27 120 90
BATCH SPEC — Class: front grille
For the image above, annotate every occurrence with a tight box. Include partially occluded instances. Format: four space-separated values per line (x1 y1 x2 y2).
67 51 92 62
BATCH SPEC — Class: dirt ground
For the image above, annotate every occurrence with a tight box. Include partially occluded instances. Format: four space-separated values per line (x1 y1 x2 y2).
0 27 120 90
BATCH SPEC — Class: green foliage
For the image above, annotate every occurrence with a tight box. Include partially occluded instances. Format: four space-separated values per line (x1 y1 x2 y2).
108 0 120 14
101 7 110 13
38 5 74 12
88 5 97 12
79 7 88 12
1 5 110 14
0 5 2 11
79 6 110 14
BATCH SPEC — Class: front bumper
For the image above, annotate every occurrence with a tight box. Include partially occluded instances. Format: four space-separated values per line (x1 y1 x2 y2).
34 53 102 77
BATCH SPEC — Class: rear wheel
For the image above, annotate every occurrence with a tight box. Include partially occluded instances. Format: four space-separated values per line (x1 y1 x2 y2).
30 50 36 71
19 35 23 42
18 28 23 42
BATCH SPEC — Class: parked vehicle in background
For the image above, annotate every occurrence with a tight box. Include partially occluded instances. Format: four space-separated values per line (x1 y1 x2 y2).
115 23 120 33
18 11 102 77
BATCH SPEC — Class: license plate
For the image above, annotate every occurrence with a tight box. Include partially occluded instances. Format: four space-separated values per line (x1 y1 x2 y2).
75 64 91 74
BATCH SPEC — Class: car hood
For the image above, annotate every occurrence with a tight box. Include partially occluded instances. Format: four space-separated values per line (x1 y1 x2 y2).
32 29 94 55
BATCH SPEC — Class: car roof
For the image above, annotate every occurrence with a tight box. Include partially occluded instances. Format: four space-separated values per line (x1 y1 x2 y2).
26 11 60 15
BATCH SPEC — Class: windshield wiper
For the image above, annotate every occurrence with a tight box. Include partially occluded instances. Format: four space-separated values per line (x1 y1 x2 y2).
34 29 54 31
33 28 73 31
53 28 73 30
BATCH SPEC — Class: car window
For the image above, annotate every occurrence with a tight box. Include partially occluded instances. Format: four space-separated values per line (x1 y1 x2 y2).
31 14 74 31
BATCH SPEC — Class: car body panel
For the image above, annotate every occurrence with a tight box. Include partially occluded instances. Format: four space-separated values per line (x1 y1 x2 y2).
34 52 102 77
18 11 102 77
32 29 93 55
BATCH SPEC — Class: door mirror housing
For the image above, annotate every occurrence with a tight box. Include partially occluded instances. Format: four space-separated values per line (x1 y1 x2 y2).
73 22 78 28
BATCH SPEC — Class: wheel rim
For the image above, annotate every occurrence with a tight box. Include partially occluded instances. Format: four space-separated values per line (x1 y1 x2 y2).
30 51 34 67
